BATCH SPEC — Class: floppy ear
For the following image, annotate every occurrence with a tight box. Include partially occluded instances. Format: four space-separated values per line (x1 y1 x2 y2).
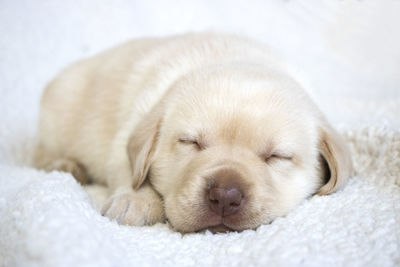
317 123 353 195
127 106 163 190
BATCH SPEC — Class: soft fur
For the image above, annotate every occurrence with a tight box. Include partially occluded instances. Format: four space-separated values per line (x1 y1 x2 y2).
34 33 353 232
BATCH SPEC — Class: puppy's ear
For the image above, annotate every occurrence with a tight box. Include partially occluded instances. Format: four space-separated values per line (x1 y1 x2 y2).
317 123 353 195
127 105 163 190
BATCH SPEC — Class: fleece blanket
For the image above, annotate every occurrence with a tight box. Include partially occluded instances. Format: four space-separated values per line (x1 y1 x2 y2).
0 1 399 266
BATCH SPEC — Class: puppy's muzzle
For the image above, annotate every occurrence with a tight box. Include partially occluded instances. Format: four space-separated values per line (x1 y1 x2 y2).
207 168 246 217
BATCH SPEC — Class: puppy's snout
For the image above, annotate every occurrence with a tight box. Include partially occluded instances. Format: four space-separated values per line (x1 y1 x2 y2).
207 168 245 217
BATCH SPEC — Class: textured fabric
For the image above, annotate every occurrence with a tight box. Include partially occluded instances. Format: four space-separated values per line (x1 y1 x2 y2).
0 1 399 266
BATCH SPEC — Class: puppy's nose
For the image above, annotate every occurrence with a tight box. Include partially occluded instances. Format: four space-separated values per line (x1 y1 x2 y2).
209 186 243 216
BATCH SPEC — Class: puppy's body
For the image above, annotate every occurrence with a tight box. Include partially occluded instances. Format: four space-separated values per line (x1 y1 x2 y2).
36 34 272 186
35 33 352 232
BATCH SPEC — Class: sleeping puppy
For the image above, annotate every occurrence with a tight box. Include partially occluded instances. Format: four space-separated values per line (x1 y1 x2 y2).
34 33 353 233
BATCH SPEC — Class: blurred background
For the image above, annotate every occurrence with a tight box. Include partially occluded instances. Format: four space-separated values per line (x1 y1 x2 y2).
0 0 399 131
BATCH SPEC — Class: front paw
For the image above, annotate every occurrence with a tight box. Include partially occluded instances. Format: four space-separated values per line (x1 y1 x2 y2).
101 188 164 226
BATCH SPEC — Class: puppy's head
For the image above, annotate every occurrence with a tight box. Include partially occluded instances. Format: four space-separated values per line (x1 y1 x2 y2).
128 66 353 233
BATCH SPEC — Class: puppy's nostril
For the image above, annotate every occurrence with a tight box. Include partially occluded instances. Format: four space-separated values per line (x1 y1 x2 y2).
230 202 240 207
210 199 219 204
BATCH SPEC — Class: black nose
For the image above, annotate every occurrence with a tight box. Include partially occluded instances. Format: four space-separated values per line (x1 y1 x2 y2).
208 186 243 216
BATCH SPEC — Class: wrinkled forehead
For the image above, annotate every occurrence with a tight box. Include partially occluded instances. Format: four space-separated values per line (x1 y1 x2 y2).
164 72 316 150
171 101 300 147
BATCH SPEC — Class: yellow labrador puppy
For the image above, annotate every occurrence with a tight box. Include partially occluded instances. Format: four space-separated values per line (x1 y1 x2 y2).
35 33 353 233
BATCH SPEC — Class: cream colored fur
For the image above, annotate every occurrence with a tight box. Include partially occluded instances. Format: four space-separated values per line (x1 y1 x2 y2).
35 33 353 232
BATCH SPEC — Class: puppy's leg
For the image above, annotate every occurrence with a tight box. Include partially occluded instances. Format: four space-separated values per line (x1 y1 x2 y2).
34 144 90 185
46 158 90 185
101 183 165 226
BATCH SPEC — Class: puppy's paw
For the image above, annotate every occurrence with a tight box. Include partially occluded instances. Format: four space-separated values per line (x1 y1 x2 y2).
101 188 164 226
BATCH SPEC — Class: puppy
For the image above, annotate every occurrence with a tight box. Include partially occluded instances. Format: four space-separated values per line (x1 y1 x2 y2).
34 33 353 233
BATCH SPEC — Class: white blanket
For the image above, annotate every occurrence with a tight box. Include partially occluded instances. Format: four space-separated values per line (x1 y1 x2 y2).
1 1 399 266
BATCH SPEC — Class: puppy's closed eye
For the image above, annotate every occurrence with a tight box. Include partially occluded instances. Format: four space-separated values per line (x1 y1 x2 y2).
262 152 293 164
178 137 205 150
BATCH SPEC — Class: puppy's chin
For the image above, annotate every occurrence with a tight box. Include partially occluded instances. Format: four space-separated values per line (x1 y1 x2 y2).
195 220 259 233
169 213 263 233
204 224 232 233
